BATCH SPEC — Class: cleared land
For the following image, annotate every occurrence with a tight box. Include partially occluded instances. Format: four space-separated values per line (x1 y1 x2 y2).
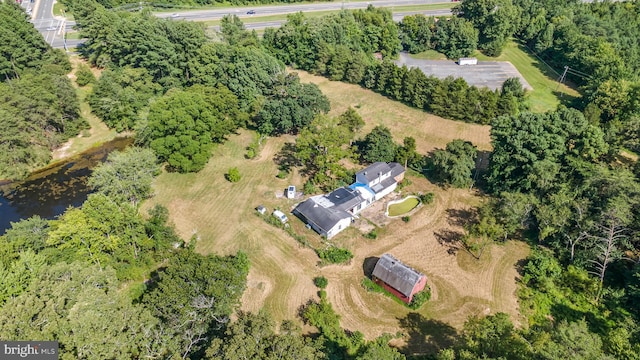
395 53 533 91
410 41 581 113
147 73 529 354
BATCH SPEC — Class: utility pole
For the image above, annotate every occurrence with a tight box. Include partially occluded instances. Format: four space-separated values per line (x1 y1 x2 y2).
556 65 569 91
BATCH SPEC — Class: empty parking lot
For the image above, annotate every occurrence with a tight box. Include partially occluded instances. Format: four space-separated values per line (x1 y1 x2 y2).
395 53 532 91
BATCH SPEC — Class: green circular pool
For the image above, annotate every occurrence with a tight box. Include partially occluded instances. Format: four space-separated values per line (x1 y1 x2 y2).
387 196 420 217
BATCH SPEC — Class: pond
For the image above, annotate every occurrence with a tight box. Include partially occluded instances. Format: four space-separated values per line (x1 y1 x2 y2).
0 137 132 235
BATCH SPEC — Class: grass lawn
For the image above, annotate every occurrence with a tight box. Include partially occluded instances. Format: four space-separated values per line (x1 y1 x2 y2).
474 41 580 113
388 197 420 216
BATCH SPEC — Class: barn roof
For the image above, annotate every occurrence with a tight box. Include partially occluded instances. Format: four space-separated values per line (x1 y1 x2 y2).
372 254 425 298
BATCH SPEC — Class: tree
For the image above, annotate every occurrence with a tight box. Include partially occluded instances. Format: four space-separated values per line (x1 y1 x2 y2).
141 85 244 173
337 107 365 133
0 262 161 359
219 14 258 47
431 139 477 188
205 311 325 360
395 137 423 170
75 63 96 86
88 146 159 206
360 125 397 163
459 313 531 360
256 73 330 135
398 14 434 54
142 249 250 358
226 167 241 183
454 0 520 56
535 320 614 360
295 115 354 190
88 67 161 132
434 17 479 59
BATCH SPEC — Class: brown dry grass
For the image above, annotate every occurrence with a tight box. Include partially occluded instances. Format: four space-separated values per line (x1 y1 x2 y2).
295 71 493 153
147 74 529 355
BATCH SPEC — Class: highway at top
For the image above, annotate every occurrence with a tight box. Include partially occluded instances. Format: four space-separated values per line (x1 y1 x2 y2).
26 0 453 49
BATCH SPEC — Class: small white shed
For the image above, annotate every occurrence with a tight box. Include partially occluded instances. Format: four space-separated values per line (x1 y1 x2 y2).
458 57 478 66
287 185 296 199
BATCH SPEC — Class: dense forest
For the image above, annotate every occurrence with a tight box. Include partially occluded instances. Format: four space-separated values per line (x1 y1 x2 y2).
0 3 87 179
2 0 640 358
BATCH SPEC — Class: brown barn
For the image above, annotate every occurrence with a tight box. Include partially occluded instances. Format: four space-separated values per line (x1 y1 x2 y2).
371 254 427 304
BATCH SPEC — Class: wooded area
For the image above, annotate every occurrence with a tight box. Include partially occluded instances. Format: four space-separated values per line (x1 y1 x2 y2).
1 0 640 358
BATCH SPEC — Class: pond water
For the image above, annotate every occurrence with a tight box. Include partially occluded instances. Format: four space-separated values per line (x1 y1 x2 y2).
0 137 132 235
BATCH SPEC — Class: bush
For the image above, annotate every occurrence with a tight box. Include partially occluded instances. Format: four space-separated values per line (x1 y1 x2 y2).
75 63 95 86
361 277 384 293
419 192 434 205
364 229 378 239
408 287 431 309
276 169 288 179
303 180 316 194
317 247 353 265
314 276 328 289
226 167 241 182
402 216 411 223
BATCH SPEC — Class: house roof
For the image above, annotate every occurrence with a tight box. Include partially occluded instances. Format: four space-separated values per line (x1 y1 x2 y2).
357 162 392 183
357 162 405 183
372 254 425 298
325 187 366 212
293 197 351 234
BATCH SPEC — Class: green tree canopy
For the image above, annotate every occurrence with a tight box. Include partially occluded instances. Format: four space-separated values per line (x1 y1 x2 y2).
141 85 245 173
360 125 397 163
431 139 478 188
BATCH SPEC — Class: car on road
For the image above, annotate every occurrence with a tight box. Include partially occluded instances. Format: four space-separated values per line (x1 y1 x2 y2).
246 10 255 15
46 26 56 31
170 13 180 18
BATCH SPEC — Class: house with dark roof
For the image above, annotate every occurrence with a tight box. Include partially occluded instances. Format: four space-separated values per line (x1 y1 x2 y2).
293 163 405 239
355 162 405 201
371 253 427 304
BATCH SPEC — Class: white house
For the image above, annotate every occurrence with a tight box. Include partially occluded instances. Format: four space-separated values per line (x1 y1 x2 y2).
293 162 405 239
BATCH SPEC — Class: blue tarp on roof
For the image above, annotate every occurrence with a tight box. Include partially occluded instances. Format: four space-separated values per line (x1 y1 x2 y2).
349 182 375 197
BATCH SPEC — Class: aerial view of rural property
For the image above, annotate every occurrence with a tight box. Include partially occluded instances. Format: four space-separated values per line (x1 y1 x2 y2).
2 0 640 358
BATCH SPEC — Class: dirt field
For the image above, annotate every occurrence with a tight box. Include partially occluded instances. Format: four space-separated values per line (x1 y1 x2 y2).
147 75 529 355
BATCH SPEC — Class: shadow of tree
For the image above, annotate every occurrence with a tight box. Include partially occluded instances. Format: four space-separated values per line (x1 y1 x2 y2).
397 312 458 356
550 303 609 335
434 229 465 255
273 142 301 174
362 256 380 277
445 208 478 227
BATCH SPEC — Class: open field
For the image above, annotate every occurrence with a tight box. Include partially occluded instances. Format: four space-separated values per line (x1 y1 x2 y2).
296 70 492 153
147 75 529 354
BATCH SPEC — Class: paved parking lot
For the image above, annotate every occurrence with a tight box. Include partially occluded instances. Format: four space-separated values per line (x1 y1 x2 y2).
395 53 532 91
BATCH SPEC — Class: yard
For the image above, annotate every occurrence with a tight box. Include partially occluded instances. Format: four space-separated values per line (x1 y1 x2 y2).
146 73 529 355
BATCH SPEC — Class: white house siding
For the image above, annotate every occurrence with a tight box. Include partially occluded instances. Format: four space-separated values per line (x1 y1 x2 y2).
326 217 352 239
374 182 397 201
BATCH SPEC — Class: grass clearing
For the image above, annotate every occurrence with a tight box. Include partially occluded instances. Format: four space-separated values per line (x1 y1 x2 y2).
388 197 419 216
51 56 116 162
296 70 492 153
474 41 580 112
147 73 529 355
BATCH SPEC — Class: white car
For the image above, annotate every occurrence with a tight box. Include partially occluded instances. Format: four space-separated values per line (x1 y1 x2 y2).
272 210 288 224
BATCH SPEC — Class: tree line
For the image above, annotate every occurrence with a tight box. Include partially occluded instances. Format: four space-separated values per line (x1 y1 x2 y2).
263 8 528 125
0 3 87 180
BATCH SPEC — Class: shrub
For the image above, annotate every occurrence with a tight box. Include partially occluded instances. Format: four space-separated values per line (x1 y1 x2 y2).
314 276 329 289
226 167 241 182
75 63 95 86
419 192 435 205
317 247 353 265
361 277 384 293
409 287 431 309
402 216 411 223
303 180 316 194
245 135 260 159
276 169 288 179
364 229 378 239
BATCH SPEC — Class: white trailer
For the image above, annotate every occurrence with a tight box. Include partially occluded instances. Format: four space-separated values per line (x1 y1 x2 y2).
458 57 478 66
